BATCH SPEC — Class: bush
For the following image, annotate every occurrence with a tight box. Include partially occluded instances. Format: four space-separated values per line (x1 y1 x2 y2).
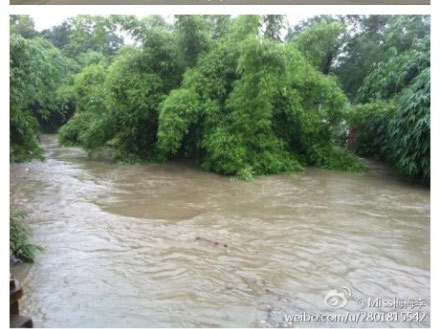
158 38 361 179
317 146 364 171
347 102 395 158
57 17 363 180
348 69 430 184
157 89 201 157
10 106 44 163
389 68 430 183
10 35 45 162
58 111 92 146
10 211 43 264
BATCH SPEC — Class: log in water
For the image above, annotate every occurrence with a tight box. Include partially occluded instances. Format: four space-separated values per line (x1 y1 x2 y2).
10 135 430 327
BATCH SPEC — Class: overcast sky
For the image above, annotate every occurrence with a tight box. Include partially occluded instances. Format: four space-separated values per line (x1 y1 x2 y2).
30 13 312 32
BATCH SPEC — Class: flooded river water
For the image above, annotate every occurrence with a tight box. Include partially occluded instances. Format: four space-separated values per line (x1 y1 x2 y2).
10 135 430 327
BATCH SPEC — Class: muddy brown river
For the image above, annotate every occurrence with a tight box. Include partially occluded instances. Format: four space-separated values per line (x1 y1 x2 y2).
10 135 430 327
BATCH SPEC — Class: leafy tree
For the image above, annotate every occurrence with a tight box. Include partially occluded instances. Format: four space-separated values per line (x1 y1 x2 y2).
175 15 211 67
334 16 391 100
348 69 430 185
347 102 395 157
230 15 261 41
10 34 46 162
158 89 201 157
58 61 108 146
204 15 232 40
384 16 430 53
10 15 38 39
346 16 430 183
291 17 347 74
11 14 429 183
335 15 429 101
41 21 71 49
262 15 286 41
357 36 429 103
158 35 361 180
43 16 123 58
388 68 430 183
60 26 184 161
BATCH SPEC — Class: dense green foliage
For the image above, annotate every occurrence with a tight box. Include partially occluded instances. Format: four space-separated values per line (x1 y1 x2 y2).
346 16 430 184
357 37 429 103
56 17 361 179
290 18 346 74
389 68 430 182
348 70 430 184
10 34 49 162
59 29 185 161
157 38 362 179
41 15 123 57
10 15 123 162
10 211 43 263
57 62 108 148
348 102 395 158
10 15 430 183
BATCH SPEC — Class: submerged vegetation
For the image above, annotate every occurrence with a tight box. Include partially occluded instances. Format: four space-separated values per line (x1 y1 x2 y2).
10 15 430 183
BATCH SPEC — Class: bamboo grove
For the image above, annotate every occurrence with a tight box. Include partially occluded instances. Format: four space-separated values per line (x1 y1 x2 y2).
10 15 430 183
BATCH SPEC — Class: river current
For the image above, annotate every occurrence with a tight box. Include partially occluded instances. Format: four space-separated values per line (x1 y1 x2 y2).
10 135 430 327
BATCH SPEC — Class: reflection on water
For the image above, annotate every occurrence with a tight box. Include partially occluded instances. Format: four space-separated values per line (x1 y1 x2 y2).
10 135 430 327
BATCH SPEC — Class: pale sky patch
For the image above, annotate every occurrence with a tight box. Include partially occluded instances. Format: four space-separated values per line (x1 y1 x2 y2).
30 13 312 32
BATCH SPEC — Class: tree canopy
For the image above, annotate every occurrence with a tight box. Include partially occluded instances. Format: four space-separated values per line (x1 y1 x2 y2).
10 15 430 184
